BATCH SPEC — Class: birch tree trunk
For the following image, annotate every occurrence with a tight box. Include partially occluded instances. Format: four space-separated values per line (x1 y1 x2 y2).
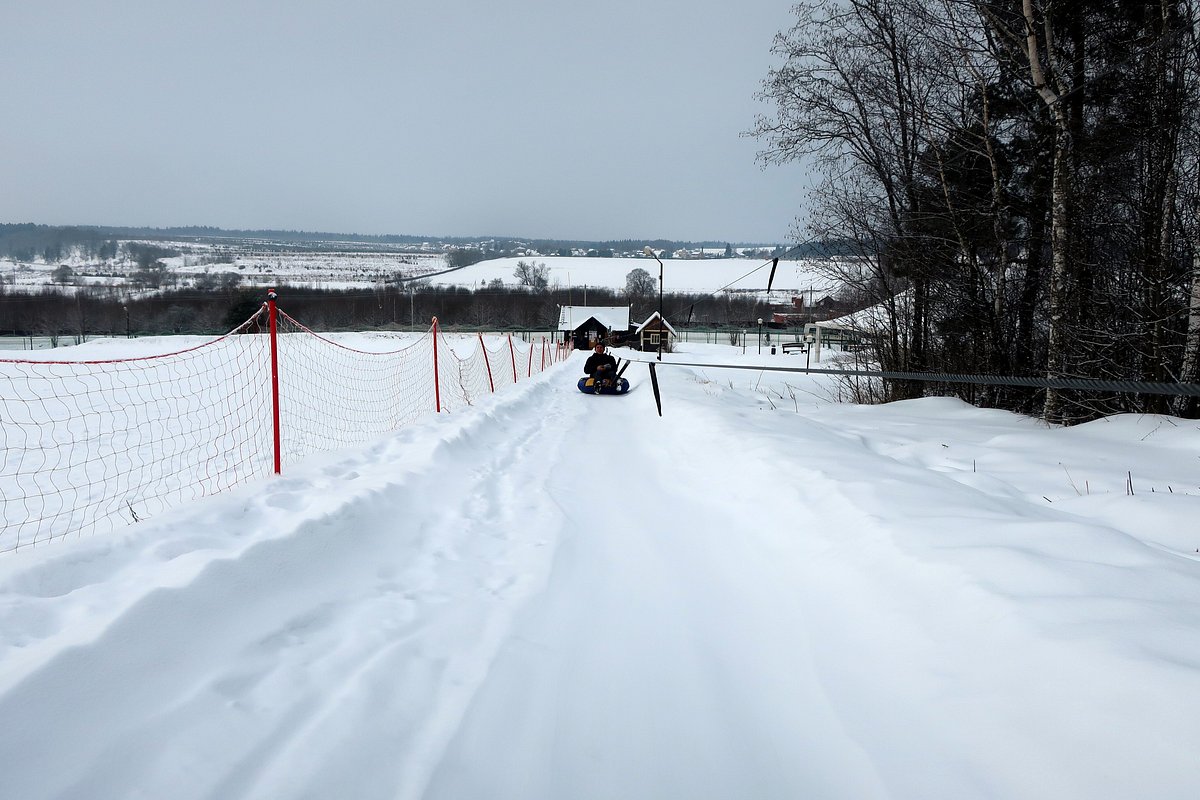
1021 0 1073 424
1178 247 1200 414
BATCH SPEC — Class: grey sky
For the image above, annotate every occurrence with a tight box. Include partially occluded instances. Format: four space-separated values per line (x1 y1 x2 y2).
1 1 808 242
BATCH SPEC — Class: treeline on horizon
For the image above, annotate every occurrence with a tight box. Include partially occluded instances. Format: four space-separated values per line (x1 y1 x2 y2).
0 283 781 344
0 223 843 259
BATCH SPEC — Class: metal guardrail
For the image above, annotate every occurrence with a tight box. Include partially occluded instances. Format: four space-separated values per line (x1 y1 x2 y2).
616 356 1200 398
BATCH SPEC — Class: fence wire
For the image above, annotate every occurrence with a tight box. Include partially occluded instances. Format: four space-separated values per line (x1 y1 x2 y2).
618 357 1200 398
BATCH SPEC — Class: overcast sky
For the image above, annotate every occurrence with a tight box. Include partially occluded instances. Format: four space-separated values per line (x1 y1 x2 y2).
0 1 809 243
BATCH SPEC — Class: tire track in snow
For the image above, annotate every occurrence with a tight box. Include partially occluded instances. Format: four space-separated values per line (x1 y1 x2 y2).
421 365 1200 800
422 371 892 800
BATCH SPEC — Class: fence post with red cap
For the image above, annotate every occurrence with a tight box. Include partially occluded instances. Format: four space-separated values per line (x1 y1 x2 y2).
432 316 442 412
479 332 495 393
267 288 282 475
508 335 518 383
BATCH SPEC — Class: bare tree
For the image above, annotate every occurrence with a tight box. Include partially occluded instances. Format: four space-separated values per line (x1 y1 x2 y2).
51 265 74 285
513 260 549 291
752 0 954 397
756 0 1200 420
625 268 655 298
1176 0 1200 414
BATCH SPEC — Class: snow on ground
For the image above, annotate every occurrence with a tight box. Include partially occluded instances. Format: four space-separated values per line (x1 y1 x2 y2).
426 255 840 298
1 340 1199 798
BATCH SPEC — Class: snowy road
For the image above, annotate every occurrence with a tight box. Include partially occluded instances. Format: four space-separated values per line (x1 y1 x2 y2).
2 348 1199 798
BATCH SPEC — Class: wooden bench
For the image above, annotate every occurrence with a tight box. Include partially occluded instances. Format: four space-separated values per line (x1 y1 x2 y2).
781 341 808 354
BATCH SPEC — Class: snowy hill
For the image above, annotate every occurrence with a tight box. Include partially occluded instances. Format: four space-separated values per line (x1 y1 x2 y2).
1 339 1198 798
427 255 841 298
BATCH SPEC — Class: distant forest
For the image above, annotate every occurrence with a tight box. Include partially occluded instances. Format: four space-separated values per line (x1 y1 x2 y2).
0 223 836 260
0 284 775 345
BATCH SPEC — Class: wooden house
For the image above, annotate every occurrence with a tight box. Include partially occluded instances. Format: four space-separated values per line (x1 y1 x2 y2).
558 306 632 350
634 311 677 352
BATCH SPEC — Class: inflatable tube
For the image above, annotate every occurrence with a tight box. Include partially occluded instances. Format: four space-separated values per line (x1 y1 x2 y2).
577 376 631 395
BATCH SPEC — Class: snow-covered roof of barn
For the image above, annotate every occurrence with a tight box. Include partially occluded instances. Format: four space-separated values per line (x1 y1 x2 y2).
634 311 677 335
557 306 631 332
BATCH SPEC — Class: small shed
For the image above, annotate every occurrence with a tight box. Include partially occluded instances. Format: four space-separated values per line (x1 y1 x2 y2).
558 305 632 350
635 311 677 353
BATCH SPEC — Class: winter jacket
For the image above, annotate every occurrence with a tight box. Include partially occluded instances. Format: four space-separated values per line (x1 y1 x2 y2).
584 351 617 377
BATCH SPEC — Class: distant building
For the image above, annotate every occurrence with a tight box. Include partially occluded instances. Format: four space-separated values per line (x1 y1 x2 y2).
558 305 632 349
634 311 677 352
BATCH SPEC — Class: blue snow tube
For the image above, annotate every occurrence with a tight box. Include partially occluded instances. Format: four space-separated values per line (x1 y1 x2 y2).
578 376 630 395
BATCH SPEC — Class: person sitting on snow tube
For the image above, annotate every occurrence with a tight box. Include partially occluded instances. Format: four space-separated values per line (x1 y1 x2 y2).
583 342 617 390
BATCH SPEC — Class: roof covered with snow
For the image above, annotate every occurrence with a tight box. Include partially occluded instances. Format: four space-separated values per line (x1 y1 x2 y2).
557 305 631 332
634 311 677 335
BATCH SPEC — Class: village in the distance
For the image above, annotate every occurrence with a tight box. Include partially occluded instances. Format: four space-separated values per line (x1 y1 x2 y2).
0 223 862 348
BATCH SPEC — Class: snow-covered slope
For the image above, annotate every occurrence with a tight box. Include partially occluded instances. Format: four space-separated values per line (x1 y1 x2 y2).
1 342 1198 799
428 255 840 297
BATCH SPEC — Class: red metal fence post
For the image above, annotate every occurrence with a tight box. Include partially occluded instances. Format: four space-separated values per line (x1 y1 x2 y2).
479 332 495 393
541 339 546 371
508 335 518 383
267 289 282 475
432 317 442 412
527 339 534 377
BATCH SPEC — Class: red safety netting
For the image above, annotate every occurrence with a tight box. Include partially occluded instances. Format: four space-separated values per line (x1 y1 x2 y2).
1 305 568 552
432 328 565 414
273 311 438 465
0 310 273 552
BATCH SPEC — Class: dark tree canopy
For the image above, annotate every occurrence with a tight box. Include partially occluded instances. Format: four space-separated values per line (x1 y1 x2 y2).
752 0 1200 421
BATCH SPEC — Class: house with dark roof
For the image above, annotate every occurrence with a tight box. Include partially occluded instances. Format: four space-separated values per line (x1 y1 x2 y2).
558 306 633 349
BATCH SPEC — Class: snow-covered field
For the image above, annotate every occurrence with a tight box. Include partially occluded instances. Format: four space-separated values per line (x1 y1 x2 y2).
1 339 1198 798
169 251 446 288
426 255 840 298
3 250 842 299
1 246 446 293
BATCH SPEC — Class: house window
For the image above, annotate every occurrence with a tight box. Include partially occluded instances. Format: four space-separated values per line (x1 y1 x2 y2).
648 333 660 345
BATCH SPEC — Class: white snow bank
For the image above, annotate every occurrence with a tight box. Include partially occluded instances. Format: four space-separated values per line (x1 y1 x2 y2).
1 342 1198 799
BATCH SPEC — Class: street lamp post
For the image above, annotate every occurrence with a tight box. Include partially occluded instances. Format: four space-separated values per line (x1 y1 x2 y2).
643 246 664 361
124 306 130 338
757 318 763 354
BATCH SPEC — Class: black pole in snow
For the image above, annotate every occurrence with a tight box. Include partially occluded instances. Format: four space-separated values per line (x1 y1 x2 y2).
649 362 662 417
